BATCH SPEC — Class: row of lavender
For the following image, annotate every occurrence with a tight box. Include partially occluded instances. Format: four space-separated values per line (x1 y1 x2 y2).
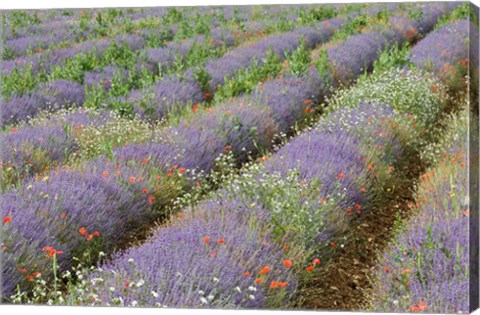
0 3 456 301
2 5 280 61
1 5 348 127
60 15 475 309
0 2 444 189
0 11 352 184
1 7 274 125
369 14 479 313
4 4 327 47
371 111 471 313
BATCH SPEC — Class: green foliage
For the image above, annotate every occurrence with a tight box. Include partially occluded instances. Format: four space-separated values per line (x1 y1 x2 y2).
1 66 38 98
7 10 41 29
373 42 412 73
436 3 478 29
286 37 311 77
313 49 330 84
297 6 338 24
74 114 152 160
192 66 212 93
331 14 370 41
215 50 282 100
328 68 450 129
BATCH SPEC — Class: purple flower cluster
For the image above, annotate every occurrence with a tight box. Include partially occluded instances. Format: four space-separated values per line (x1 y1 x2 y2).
205 17 345 89
327 2 456 85
408 19 474 88
130 75 204 120
84 65 130 91
1 79 85 127
71 95 406 309
265 102 401 215
76 198 296 308
251 64 328 135
118 99 278 174
371 129 469 313
143 35 207 73
0 110 110 181
0 166 148 296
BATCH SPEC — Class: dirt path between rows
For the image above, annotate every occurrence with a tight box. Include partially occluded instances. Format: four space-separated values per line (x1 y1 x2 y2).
298 94 466 311
298 151 423 311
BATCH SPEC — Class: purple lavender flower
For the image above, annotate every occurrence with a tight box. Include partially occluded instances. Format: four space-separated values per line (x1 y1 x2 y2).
1 79 85 126
205 17 344 89
0 110 110 181
72 198 296 308
0 167 145 297
409 19 474 89
85 65 130 91
131 75 203 120
251 71 327 134
371 132 469 313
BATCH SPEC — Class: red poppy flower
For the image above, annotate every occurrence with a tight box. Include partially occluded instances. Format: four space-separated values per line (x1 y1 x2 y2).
243 271 250 277
16 266 28 273
269 281 278 288
218 238 225 244
79 227 87 237
306 266 314 272
102 171 109 178
337 173 344 179
283 260 293 267
203 237 210 244
129 176 136 183
313 258 320 265
148 196 155 204
259 266 271 275
3 217 12 224
192 104 199 113
254 278 262 284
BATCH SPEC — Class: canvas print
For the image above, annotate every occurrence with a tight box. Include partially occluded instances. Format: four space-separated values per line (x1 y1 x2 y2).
0 1 479 313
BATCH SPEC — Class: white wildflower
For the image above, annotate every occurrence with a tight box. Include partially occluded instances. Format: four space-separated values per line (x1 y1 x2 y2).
212 277 219 283
198 290 205 296
136 279 145 287
248 286 257 292
207 295 214 301
151 291 159 298
200 297 208 304
235 287 242 293
249 295 255 300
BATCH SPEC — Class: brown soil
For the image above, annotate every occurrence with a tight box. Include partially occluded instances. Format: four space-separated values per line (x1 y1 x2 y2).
298 151 423 311
298 92 465 311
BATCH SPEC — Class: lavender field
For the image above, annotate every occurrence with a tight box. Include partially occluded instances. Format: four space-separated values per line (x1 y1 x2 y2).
0 2 479 313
